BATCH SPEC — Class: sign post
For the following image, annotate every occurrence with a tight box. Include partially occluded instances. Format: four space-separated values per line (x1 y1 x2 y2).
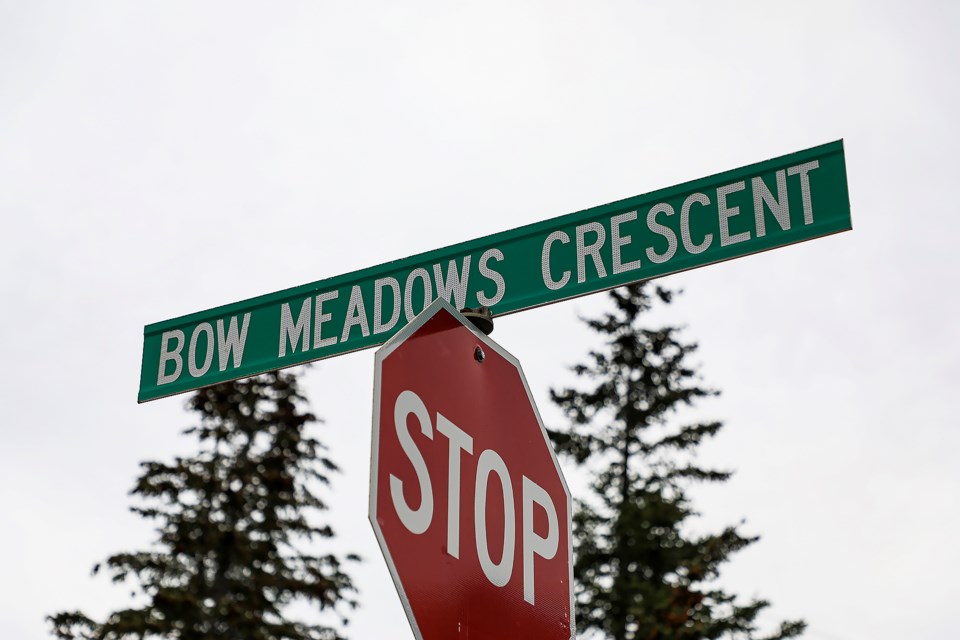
139 141 852 402
369 299 574 639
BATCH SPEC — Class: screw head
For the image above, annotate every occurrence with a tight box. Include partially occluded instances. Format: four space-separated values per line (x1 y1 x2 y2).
474 346 485 363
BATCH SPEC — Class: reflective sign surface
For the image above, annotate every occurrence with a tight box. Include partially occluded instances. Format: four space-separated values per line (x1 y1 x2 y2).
140 141 851 401
370 300 573 640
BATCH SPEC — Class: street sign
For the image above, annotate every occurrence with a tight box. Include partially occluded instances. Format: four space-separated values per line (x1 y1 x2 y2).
370 300 573 640
139 140 851 402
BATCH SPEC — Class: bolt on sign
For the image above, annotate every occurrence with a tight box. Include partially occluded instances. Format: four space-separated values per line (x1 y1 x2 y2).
139 140 851 402
370 300 573 639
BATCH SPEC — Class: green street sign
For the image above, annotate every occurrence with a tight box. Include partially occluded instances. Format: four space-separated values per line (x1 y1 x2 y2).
139 140 851 402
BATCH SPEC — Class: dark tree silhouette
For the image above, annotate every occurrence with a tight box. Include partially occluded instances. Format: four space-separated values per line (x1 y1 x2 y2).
49 370 357 640
549 283 803 640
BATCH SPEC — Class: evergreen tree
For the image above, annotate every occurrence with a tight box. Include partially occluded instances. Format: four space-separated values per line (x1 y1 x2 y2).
549 283 804 640
49 371 357 640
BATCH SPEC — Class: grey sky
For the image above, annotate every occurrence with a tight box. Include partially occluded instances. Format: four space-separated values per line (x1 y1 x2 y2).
1 1 958 639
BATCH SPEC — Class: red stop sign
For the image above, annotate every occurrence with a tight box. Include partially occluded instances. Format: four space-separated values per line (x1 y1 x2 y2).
370 300 573 640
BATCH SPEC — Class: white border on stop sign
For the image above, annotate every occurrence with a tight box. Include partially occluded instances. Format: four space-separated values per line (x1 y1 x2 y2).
368 297 575 640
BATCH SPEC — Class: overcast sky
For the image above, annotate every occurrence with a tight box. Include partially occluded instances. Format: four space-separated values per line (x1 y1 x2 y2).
2 2 958 639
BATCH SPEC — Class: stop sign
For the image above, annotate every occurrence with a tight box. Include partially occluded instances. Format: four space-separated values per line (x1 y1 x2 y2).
370 300 573 640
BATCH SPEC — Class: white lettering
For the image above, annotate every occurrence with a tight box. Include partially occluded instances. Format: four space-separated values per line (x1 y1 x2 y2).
680 193 713 254
475 449 515 588
522 476 559 606
341 285 370 342
437 413 474 559
646 203 678 264
188 322 214 378
477 248 506 307
433 257 472 310
541 231 571 291
718 181 750 246
380 392 567 599
753 170 791 237
216 313 250 372
576 222 607 283
313 291 339 349
787 160 820 224
279 298 311 357
373 277 402 335
157 330 185 385
611 211 641 275
390 390 434 535
404 268 433 323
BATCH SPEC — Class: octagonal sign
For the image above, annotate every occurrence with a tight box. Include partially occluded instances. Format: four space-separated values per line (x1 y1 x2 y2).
370 299 573 640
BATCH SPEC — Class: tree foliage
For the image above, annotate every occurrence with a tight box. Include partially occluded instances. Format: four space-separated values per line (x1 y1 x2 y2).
49 371 357 640
549 283 804 640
